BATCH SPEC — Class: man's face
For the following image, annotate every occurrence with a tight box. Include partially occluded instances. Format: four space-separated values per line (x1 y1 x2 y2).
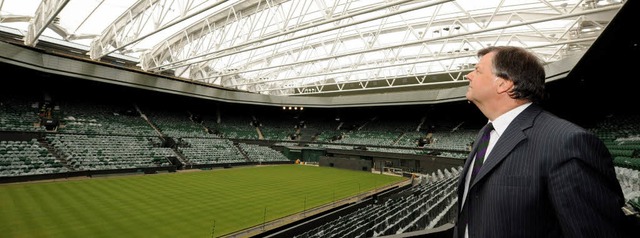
465 51 499 105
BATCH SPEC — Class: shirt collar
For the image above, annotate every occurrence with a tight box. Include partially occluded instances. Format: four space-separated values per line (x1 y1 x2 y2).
488 102 531 138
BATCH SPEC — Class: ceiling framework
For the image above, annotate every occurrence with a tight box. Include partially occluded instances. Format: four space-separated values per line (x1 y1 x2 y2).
0 0 627 96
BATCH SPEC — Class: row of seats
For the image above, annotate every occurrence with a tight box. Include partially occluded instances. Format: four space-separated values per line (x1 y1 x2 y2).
177 138 245 165
0 135 291 176
46 134 174 171
0 139 68 176
0 98 44 132
2 97 479 152
238 143 290 163
56 101 157 136
293 167 461 238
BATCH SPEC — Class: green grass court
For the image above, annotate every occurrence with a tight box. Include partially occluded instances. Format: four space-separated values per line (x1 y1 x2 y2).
0 165 407 237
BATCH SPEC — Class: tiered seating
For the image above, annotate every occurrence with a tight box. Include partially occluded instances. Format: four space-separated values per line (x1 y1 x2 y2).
0 98 44 132
47 134 174 171
367 116 419 144
256 114 298 141
614 157 640 170
144 109 214 138
238 143 290 163
177 138 245 165
339 130 398 146
210 114 259 139
0 139 68 177
57 101 156 136
293 167 461 238
589 113 640 213
395 131 428 147
303 117 341 142
424 130 475 151
593 114 640 142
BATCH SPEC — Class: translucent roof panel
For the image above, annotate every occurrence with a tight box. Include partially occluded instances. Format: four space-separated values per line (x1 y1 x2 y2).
0 0 627 96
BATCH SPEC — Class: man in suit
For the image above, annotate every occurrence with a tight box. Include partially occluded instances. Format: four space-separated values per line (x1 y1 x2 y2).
455 46 632 237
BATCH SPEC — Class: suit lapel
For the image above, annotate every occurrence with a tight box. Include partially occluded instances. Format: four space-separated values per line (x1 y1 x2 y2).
469 104 542 188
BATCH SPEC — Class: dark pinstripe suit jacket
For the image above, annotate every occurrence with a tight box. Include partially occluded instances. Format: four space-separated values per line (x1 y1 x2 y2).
454 104 632 238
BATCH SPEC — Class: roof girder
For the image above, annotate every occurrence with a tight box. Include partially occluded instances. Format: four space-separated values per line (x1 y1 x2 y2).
205 7 617 95
133 0 620 95
24 0 70 46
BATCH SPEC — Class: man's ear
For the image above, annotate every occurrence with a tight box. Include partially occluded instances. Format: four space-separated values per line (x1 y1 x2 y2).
496 77 513 94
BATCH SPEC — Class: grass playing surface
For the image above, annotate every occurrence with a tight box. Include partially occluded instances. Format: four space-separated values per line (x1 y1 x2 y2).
0 164 406 237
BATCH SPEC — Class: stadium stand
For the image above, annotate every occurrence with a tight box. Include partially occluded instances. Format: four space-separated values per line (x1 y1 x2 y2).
2 81 639 236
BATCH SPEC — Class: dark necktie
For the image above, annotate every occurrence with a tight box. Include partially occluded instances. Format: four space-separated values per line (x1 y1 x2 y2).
457 122 493 238
470 122 493 182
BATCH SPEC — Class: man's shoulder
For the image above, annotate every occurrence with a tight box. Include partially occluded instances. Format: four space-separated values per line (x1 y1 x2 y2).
536 109 591 132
